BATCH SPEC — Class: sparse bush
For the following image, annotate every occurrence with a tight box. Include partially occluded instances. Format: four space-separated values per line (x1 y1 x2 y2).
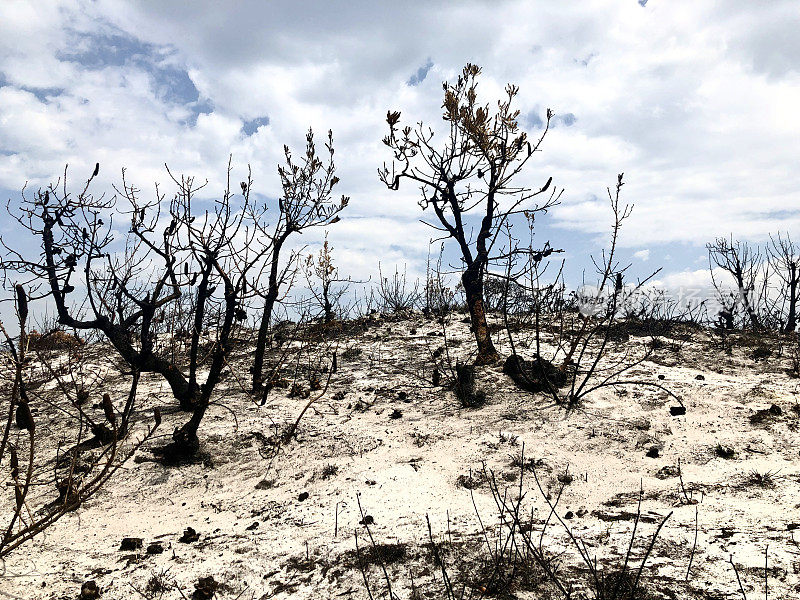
376 263 420 313
26 328 84 352
499 175 680 410
0 286 160 558
356 458 674 600
304 232 353 324
742 469 783 489
424 244 458 317
318 463 339 479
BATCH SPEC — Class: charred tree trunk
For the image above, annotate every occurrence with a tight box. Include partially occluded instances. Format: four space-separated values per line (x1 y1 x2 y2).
252 235 287 392
454 362 485 407
252 291 277 392
462 264 499 365
104 332 197 409
735 272 761 330
173 280 238 450
322 283 335 324
786 262 798 333
185 259 213 410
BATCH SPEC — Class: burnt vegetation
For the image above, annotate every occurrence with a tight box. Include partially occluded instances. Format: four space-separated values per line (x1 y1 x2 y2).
0 64 795 598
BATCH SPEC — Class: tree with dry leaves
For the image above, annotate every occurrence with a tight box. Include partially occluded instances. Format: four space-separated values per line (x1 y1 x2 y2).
380 64 560 364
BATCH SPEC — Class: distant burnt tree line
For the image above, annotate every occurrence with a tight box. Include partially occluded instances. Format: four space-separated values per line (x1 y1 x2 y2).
707 233 800 333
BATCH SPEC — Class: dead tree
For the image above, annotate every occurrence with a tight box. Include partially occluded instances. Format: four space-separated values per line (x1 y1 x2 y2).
380 63 560 364
707 236 765 330
767 232 800 333
0 161 265 451
251 129 348 392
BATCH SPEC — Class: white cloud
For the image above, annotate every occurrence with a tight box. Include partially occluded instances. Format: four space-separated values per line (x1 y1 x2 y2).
651 269 713 293
0 0 799 286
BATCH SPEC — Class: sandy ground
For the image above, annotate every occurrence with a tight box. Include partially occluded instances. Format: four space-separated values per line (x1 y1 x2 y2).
2 312 799 599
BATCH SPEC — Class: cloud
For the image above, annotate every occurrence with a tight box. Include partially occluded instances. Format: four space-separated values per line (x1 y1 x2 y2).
633 249 650 261
645 268 718 312
0 0 798 289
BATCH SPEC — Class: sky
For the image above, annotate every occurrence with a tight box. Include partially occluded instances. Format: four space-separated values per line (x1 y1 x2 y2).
1 0 799 310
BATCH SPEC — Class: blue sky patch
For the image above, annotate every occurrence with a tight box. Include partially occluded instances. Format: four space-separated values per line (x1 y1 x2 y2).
242 116 271 136
407 58 433 86
525 111 545 129
59 28 203 107
553 112 576 127
56 30 156 69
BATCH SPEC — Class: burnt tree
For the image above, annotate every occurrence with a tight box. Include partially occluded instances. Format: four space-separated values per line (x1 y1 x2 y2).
0 161 266 451
251 129 348 392
767 232 800 333
707 236 765 330
303 232 353 324
380 64 559 364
